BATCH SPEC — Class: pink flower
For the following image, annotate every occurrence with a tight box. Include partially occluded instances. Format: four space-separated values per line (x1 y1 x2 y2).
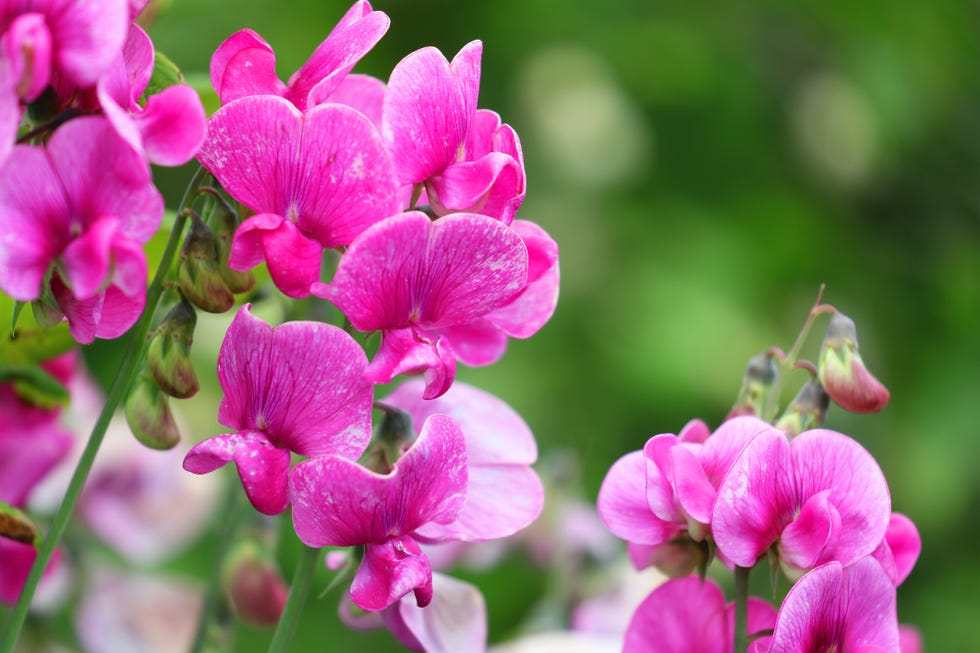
382 379 544 542
623 575 776 653
382 41 526 222
183 305 374 515
96 24 207 166
762 557 899 652
290 415 468 611
712 425 891 575
312 211 532 399
197 94 399 297
871 512 920 587
0 116 162 343
209 0 389 111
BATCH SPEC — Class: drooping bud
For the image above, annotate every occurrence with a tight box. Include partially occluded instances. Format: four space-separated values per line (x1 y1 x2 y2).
207 197 256 294
147 299 199 399
178 214 235 314
362 403 417 474
775 375 830 437
0 502 38 546
727 352 779 419
124 372 180 450
818 312 890 413
222 540 288 627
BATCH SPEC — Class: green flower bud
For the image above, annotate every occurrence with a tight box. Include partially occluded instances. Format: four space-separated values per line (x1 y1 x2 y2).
125 373 180 450
147 299 199 399
0 502 38 546
727 352 779 419
818 312 890 413
208 199 256 294
775 376 830 437
178 215 235 314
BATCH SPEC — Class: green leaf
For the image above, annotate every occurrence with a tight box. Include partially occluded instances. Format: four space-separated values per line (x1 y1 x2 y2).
144 50 184 98
0 363 70 409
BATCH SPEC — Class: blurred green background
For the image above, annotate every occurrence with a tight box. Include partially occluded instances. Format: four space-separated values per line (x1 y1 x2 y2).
85 0 980 650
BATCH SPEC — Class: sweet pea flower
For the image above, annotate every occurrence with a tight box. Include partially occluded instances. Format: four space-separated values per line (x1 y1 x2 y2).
96 24 207 166
624 575 776 653
290 415 468 611
183 305 374 515
383 379 544 542
712 425 891 575
0 0 128 161
382 41 526 222
197 94 400 297
0 116 162 343
762 557 899 653
210 0 389 111
313 211 529 398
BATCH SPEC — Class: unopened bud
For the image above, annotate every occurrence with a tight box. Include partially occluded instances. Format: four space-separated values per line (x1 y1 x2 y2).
727 352 779 419
147 299 199 399
178 215 235 313
0 502 38 545
640 538 709 579
208 199 256 294
125 373 180 450
818 312 890 413
775 376 830 437
222 540 288 627
363 403 417 473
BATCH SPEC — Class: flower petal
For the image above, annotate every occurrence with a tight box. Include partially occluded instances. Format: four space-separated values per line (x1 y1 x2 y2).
386 573 487 653
598 451 678 546
352 536 432 611
624 576 728 653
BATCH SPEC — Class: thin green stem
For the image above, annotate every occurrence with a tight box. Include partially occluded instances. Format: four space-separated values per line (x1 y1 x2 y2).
734 565 751 653
0 166 208 653
266 543 320 653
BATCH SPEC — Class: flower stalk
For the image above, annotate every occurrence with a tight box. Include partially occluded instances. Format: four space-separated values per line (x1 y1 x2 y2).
266 543 321 653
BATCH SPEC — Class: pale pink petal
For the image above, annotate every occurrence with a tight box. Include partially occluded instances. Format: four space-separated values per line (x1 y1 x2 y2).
352 536 432 611
182 431 290 515
778 489 841 570
134 84 207 166
383 379 537 465
216 305 373 457
382 46 472 184
598 451 678 546
289 414 467 546
327 73 386 128
0 145 70 300
713 426 797 567
791 429 891 566
47 0 128 87
767 558 899 653
386 573 487 653
624 576 729 653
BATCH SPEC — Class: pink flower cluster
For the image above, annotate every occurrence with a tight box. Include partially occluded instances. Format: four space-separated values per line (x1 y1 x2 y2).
598 415 921 652
0 0 206 343
182 2 558 648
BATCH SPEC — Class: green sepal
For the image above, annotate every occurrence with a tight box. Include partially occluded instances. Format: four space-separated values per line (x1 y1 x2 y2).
0 364 70 409
10 301 26 337
143 50 184 99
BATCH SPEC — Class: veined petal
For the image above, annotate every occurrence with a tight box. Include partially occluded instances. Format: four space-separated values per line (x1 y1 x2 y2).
288 414 467 547
182 431 291 515
428 152 522 223
216 305 373 458
216 42 286 106
386 573 487 653
210 30 275 101
363 327 456 399
598 451 677 546
247 217 322 298
353 536 432 611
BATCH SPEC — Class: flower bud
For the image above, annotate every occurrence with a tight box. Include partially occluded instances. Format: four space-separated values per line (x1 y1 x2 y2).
178 215 235 314
727 352 779 419
207 199 256 294
124 373 180 450
222 540 288 627
775 377 830 437
818 312 890 413
0 502 38 546
644 539 709 580
147 299 199 399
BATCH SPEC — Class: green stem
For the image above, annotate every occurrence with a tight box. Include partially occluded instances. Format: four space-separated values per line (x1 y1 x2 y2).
0 166 208 653
734 565 751 653
266 543 320 653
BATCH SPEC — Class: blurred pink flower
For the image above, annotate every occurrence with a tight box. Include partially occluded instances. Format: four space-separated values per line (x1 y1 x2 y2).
183 305 373 515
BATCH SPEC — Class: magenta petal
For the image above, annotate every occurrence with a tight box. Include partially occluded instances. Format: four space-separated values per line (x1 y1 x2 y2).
217 44 286 105
183 431 290 515
60 217 117 300
289 414 467 547
388 573 487 653
791 429 891 565
436 320 508 367
778 489 841 570
642 434 683 523
670 444 716 525
768 558 899 653
48 0 128 87
363 327 457 399
253 218 323 298
3 14 52 101
874 513 920 587
228 213 284 271
134 85 207 166
624 576 729 653
0 418 73 507
713 425 796 567
382 46 472 183
450 41 482 123
0 538 38 605
210 30 277 102
598 451 677 546
327 73 386 128
216 305 373 458
352 536 432 611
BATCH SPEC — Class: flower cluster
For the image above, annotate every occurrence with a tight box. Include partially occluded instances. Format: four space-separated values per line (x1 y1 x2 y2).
0 0 206 344
597 304 920 653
